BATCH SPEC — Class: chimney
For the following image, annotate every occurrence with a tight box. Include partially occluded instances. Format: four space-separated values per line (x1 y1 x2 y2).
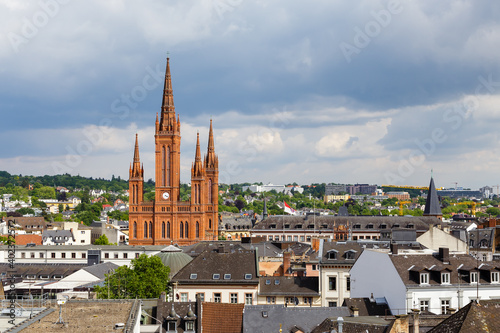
411 309 420 333
337 317 344 333
390 243 398 255
218 243 225 253
283 251 291 276
439 247 450 263
351 306 359 317
311 238 320 252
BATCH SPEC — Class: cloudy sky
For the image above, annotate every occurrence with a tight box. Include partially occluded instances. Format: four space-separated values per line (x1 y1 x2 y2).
1 0 500 189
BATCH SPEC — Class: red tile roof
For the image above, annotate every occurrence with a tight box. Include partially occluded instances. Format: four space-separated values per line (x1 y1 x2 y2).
201 302 244 333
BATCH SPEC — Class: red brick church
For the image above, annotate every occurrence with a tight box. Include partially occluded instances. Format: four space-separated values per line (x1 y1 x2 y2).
128 58 219 245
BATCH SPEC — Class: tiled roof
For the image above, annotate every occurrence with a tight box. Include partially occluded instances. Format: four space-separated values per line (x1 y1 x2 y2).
201 302 244 333
343 297 392 316
311 316 393 333
390 253 500 286
427 299 500 333
243 305 350 333
259 276 319 296
157 301 198 333
172 249 258 284
82 262 119 280
255 215 441 232
182 241 246 257
11 234 42 245
320 241 363 265
0 263 86 279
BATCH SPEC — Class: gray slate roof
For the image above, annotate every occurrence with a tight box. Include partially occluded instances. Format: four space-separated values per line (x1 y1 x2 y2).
82 262 119 280
242 305 350 333
424 177 442 216
259 276 319 296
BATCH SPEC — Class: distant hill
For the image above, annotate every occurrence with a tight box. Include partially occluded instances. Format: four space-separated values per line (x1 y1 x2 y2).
0 171 155 192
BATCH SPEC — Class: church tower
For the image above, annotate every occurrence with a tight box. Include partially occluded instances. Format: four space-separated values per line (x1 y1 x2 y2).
128 58 219 245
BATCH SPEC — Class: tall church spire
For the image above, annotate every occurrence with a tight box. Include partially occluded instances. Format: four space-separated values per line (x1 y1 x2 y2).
130 134 143 178
159 57 178 132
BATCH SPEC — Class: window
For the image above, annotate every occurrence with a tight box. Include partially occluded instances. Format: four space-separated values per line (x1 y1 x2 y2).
300 236 305 242
214 293 221 303
40 252 44 258
180 293 188 302
197 293 204 302
196 222 199 238
471 272 478 283
71 253 76 259
81 240 85 243
329 277 337 290
287 236 292 241
346 277 351 291
230 293 238 303
420 300 429 312
327 251 337 260
61 253 66 259
306 236 311 242
265 279 271 285
123 253 127 259
149 221 153 238
224 274 231 280
133 222 137 238
162 222 165 238
114 253 118 259
144 221 148 238
30 252 35 259
51 252 56 258
185 321 194 331
190 273 197 279
245 274 252 280
293 236 298 241
245 293 253 305
213 274 220 280
492 272 500 283
266 296 275 304
274 279 280 285
329 301 337 307
420 273 429 285
441 272 450 284
167 321 176 331
21 252 26 259
441 299 450 314
82 253 86 259
135 253 139 259
312 264 317 270
104 253 109 259
303 297 312 305
345 251 355 260
180 221 184 238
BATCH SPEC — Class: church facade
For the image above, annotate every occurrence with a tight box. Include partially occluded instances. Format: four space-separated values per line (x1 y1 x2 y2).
128 58 219 246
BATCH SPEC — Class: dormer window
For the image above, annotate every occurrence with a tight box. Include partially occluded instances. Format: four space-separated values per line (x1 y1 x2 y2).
190 274 197 280
420 273 429 285
213 274 220 280
470 272 478 284
327 250 337 260
491 272 499 283
284 224 290 229
367 224 374 229
441 272 450 284
224 274 231 280
345 250 356 260
265 279 271 285
307 224 314 229
245 274 252 280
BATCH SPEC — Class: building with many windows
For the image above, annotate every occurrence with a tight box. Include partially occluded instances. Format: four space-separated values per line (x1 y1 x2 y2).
350 247 500 315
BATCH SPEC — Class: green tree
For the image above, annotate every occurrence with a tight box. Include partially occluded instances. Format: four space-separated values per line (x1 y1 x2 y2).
94 234 111 245
16 207 35 216
95 254 170 299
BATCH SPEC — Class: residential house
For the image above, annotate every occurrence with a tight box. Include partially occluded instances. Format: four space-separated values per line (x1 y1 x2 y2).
171 247 259 305
257 276 320 306
318 240 363 307
350 247 500 315
42 230 75 246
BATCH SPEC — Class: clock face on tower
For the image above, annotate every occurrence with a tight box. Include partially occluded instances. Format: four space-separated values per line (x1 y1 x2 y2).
162 192 170 200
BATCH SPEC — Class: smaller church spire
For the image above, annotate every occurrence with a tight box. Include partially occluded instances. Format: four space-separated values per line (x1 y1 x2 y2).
192 132 204 178
130 134 143 179
205 119 218 169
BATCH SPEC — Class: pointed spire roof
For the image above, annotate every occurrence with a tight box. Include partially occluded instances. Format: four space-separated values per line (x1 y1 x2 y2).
159 57 178 132
424 177 442 217
205 119 218 169
192 132 204 178
133 134 140 163
130 134 143 179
